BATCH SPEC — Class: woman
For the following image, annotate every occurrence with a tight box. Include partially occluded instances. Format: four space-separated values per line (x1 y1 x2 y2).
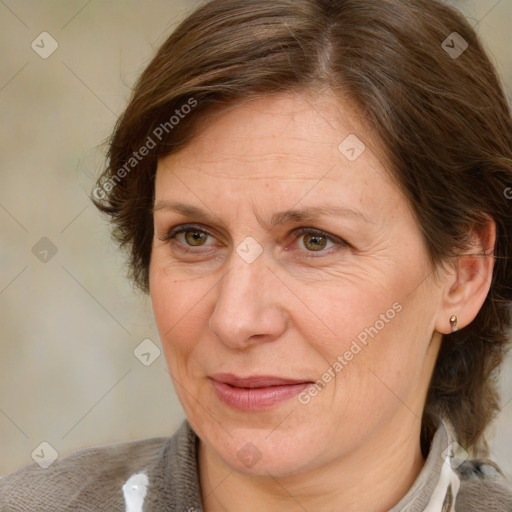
1 0 511 510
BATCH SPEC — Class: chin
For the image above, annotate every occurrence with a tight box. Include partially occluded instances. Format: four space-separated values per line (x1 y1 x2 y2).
195 414 329 477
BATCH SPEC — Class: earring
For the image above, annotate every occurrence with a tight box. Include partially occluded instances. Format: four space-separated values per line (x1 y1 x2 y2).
449 315 458 333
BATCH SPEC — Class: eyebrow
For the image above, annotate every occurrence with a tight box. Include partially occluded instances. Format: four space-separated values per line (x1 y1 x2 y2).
152 200 371 229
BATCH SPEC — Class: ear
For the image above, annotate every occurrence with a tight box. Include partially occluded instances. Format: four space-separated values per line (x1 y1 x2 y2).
435 219 496 335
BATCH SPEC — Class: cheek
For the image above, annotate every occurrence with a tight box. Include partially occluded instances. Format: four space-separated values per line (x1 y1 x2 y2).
305 261 431 390
150 254 201 328
149 261 213 367
301 273 400 352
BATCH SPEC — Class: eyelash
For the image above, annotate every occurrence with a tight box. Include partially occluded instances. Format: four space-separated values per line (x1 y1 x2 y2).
159 224 348 256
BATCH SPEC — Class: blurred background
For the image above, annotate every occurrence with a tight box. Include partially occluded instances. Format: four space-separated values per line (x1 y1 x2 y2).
1 0 511 479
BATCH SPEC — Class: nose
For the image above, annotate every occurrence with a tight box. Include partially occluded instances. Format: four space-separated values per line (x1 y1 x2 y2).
208 253 288 349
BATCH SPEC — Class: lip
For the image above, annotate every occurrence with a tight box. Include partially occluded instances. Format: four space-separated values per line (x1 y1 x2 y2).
209 373 312 411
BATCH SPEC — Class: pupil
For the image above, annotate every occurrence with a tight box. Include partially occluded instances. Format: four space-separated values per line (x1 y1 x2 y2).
186 231 206 246
304 234 326 251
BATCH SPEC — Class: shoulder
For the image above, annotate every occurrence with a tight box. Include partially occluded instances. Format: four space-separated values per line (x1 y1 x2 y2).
0 436 170 512
455 458 512 511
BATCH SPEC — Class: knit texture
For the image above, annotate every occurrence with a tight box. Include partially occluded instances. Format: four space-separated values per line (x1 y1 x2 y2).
1 420 511 511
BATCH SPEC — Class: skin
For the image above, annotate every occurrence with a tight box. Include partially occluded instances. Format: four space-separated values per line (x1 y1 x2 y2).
149 91 494 512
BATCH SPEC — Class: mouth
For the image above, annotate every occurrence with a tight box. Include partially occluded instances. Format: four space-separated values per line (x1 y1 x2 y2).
209 373 313 411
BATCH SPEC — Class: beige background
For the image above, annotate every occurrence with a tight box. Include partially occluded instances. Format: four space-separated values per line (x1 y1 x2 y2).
1 0 511 479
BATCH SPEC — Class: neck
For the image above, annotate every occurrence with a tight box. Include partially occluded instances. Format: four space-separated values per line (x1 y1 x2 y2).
198 415 426 512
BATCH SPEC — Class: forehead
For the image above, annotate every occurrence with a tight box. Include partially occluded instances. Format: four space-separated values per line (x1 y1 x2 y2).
158 92 387 179
154 91 397 204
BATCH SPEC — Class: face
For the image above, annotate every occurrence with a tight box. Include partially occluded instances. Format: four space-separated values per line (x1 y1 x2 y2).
150 91 445 477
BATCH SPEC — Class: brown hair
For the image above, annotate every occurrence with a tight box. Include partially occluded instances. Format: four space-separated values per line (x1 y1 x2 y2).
92 0 512 456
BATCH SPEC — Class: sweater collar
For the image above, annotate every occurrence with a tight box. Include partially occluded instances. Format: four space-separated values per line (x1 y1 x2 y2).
157 419 459 512
388 419 461 511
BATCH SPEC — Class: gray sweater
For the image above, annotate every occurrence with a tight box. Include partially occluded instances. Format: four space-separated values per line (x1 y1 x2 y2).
1 420 511 511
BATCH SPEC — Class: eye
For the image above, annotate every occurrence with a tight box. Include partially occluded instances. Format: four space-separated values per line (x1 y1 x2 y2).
300 232 331 251
182 229 209 246
159 225 218 251
292 227 346 254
